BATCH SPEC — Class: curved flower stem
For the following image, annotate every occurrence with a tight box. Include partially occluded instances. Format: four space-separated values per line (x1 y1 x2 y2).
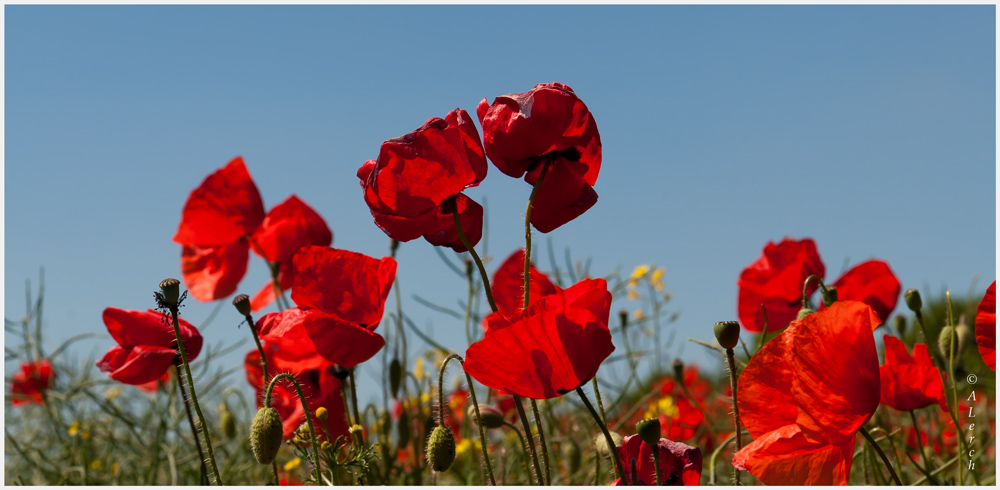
501 421 534 483
523 160 552 310
451 202 499 314
801 274 826 309
591 377 607 424
438 354 496 485
908 411 939 484
173 361 208 485
575 387 625 483
167 306 222 485
725 348 742 485
859 425 902 486
757 304 769 353
708 433 737 485
238 309 279 484
529 399 552 485
265 373 322 485
512 396 544 485
464 264 475 346
347 368 365 447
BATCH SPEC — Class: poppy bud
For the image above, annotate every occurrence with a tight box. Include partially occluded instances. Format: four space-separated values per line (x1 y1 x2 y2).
563 440 582 475
635 418 661 446
904 289 922 313
331 365 350 380
595 431 623 460
426 425 456 472
315 407 328 421
232 294 252 316
250 407 283 465
672 359 684 382
220 403 237 439
619 309 629 329
939 326 956 360
893 315 907 336
955 317 974 354
398 409 411 448
797 307 815 320
821 286 838 307
714 321 741 350
467 405 504 429
389 358 402 399
159 278 181 306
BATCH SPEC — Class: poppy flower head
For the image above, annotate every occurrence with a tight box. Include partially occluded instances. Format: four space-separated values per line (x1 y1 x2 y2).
612 434 703 486
11 359 55 406
822 259 901 322
464 278 614 399
737 238 825 333
975 280 996 371
733 301 881 485
487 249 560 324
879 335 946 411
477 82 601 233
96 308 203 386
358 108 487 253
173 157 266 301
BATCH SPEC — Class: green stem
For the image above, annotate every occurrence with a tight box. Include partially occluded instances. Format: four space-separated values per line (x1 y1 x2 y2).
167 306 222 484
439 354 496 485
801 275 826 309
174 360 209 485
530 399 551 485
592 377 608 425
265 373 322 485
451 201 499 314
945 291 967 486
908 410 939 484
651 445 662 486
348 369 365 447
708 433 737 485
501 421 534 484
725 348 742 485
757 304 769 353
575 387 625 483
513 395 544 485
859 425 902 485
523 160 552 310
464 264 475 346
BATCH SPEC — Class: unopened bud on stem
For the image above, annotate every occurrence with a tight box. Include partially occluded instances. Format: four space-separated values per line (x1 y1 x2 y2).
232 294 252 316
714 321 741 350
636 418 661 446
159 278 181 306
426 425 456 472
904 289 922 313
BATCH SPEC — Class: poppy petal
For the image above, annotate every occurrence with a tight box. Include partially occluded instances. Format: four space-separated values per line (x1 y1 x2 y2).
300 311 386 368
824 260 901 322
733 424 854 486
736 329 799 438
256 308 327 373
101 308 202 359
737 238 825 333
488 249 560 320
526 158 599 233
173 156 265 246
975 281 996 372
879 335 946 411
180 242 250 302
96 344 178 385
291 246 397 329
250 194 332 265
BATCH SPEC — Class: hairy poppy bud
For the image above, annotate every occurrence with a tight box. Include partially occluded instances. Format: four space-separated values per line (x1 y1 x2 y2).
315 407 328 421
467 405 504 429
893 315 907 336
232 294 252 316
250 407 283 465
426 425 456 472
220 403 237 439
955 317 974 354
159 278 181 306
672 359 684 382
821 286 838 307
636 418 661 446
595 431 623 460
389 358 402 399
714 321 741 350
939 326 956 360
904 289 922 313
563 440 582 475
398 409 411 448
797 307 815 320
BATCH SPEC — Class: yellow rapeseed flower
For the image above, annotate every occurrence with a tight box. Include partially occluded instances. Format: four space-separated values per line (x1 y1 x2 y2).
90 460 103 471
455 439 472 457
633 309 646 321
643 396 679 420
651 267 666 292
68 421 80 437
111 462 120 477
105 387 122 401
414 357 425 380
630 264 650 281
284 457 301 472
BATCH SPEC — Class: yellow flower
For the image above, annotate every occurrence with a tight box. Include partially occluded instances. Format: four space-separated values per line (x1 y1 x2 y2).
90 460 103 471
627 282 640 301
414 357 425 380
284 457 301 472
111 462 120 477
420 393 431 404
455 439 472 457
643 396 679 420
68 421 80 437
630 264 650 281
350 424 364 435
633 309 645 321
651 267 666 292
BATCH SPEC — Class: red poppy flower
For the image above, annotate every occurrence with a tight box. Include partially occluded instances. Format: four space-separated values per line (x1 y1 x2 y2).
975 280 996 372
173 157 266 301
737 238 825 333
820 260 901 323
463 278 613 399
248 195 333 311
485 249 560 329
10 359 55 406
733 301 881 485
290 246 396 368
136 371 172 393
612 434 703 486
477 82 601 233
96 308 203 386
358 108 487 253
879 335 946 411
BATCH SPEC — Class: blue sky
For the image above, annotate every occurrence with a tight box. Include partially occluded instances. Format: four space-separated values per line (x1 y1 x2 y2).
5 6 995 405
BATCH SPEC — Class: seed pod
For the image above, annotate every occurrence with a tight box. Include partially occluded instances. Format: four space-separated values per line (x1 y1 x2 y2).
595 431 623 460
636 418 661 446
426 425 456 472
389 358 402 399
250 407 283 465
220 404 237 439
714 321 741 350
672 359 684 382
232 294 252 316
892 315 907 336
904 289 922 313
821 286 838 307
159 278 181 306
467 405 504 429
955 315 974 354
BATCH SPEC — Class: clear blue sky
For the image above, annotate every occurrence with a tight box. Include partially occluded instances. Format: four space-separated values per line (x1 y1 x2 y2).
5 6 996 405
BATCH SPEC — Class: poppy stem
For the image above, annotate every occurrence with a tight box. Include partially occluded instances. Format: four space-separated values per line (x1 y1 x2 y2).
438 354 497 485
523 160 552 310
708 433 737 485
801 274 827 309
501 421 535 483
450 202 499 314
264 373 323 485
651 445 662 485
757 304 769 353
513 395 545 485
591 377 608 425
859 425 902 485
905 411 939 484
173 361 209 485
347 368 366 447
724 348 742 485
529 399 552 484
575 387 626 483
166 304 223 485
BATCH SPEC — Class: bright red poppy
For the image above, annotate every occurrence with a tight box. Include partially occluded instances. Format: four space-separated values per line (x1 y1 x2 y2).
136 371 172 393
612 434 703 486
820 260 901 322
733 301 881 485
485 249 559 328
290 246 396 368
248 195 333 311
879 335 946 411
96 308 203 386
975 280 996 371
11 359 55 406
358 108 487 253
477 82 601 233
173 157 265 301
463 278 613 399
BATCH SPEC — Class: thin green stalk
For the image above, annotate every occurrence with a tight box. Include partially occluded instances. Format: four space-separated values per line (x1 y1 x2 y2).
708 433 737 485
725 348 742 485
859 425 902 485
910 454 961 486
166 304 222 484
757 304 769 353
174 359 209 485
944 292 967 486
348 369 365 447
451 202 499 314
801 274 826 309
501 421 534 483
239 302 277 483
439 354 496 485
651 445 662 486
523 160 551 310
576 387 625 483
513 395 544 485
530 399 552 485
908 410 939 485
592 377 608 424
464 264 475 346
265 373 322 485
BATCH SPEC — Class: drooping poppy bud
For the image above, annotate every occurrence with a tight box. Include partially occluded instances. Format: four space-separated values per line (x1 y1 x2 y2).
332 365 349 380
250 407 284 465
233 294 252 316
636 418 662 446
398 409 411 448
426 425 456 472
821 286 838 307
467 405 504 429
893 315 906 336
714 321 741 350
159 278 181 307
904 289 922 312
389 358 402 399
